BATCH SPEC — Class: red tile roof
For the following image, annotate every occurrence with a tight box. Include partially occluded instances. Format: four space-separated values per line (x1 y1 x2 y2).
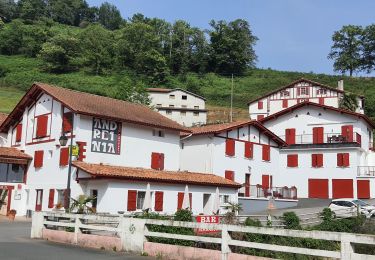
0 113 8 126
247 78 345 105
1 83 189 133
0 147 32 165
186 120 286 146
260 101 375 128
73 161 241 188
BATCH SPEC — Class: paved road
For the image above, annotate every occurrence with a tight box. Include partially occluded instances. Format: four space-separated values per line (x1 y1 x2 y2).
0 220 153 260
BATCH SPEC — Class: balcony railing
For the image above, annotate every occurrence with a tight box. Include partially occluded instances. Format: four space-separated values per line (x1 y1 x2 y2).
357 166 375 177
239 185 297 200
280 132 362 146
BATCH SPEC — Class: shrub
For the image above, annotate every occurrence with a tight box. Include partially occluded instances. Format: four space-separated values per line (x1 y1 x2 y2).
282 212 301 230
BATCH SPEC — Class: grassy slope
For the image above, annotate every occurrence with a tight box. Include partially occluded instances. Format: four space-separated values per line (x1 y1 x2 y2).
1 55 375 120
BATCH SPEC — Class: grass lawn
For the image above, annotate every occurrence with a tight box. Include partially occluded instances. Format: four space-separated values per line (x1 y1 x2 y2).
0 86 25 114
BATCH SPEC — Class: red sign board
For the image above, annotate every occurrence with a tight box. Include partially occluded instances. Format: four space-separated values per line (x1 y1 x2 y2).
195 215 220 234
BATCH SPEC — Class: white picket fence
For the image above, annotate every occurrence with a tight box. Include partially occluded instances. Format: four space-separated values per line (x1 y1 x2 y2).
31 211 375 260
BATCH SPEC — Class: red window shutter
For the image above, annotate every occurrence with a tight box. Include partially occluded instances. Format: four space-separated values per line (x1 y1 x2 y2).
316 154 323 167
282 99 288 108
287 154 298 167
262 145 270 161
285 128 296 145
244 142 253 158
343 153 350 167
225 139 235 156
258 101 263 109
177 192 184 210
262 175 270 189
48 189 55 208
159 153 164 170
341 125 353 142
151 152 160 170
357 180 370 199
337 153 343 167
34 150 44 168
312 127 324 144
59 147 69 166
36 115 48 138
257 115 265 121
62 112 73 133
225 170 234 181
154 191 164 211
127 190 137 211
319 97 324 105
16 124 22 142
245 174 250 197
311 154 317 167
189 193 192 209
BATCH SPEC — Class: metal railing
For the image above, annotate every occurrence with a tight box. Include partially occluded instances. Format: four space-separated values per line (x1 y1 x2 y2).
31 211 375 259
280 132 362 145
357 166 375 177
239 185 297 200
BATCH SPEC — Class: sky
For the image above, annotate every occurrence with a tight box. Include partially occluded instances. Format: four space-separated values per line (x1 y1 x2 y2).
87 0 375 76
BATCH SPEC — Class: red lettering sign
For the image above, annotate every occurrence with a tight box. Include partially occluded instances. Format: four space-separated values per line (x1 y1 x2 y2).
195 215 220 234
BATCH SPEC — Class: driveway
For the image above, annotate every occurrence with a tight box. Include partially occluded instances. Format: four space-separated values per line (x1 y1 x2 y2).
0 219 153 260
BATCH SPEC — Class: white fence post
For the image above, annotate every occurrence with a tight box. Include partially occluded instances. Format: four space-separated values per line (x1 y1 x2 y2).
73 215 80 244
119 217 146 253
30 211 44 239
340 234 354 259
221 225 231 260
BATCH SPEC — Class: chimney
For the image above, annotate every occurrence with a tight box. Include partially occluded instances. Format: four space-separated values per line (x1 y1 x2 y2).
337 80 344 91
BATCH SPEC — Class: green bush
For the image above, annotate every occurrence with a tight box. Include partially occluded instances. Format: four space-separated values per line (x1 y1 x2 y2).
282 212 301 230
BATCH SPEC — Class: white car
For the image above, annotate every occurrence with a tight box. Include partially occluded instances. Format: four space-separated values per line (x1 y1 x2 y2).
329 199 375 219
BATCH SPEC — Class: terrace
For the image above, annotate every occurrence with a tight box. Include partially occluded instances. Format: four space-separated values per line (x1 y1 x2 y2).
238 185 297 200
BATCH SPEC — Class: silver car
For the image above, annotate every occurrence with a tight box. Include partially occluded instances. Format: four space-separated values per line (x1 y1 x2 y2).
329 199 375 218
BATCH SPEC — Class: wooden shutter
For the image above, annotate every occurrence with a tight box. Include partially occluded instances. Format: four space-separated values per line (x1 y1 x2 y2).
341 125 353 142
245 174 250 197
177 192 184 210
151 152 160 170
308 179 329 198
337 153 343 167
159 153 164 170
287 154 298 167
282 99 288 108
343 153 350 167
285 128 296 145
357 180 370 199
319 97 324 105
189 193 192 209
225 170 234 181
127 190 137 211
332 179 353 199
316 154 323 167
34 150 44 168
62 112 73 133
312 127 324 144
262 145 270 161
225 139 235 156
258 101 263 109
262 175 270 189
154 191 164 211
59 147 69 166
244 142 253 159
257 115 265 121
48 189 55 208
16 124 22 142
36 115 48 138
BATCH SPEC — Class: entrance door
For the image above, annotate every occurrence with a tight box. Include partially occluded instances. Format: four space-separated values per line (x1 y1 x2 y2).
35 189 43 211
341 125 353 142
312 127 324 144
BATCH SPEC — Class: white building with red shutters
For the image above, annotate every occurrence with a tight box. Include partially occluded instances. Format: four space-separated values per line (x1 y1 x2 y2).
260 101 375 199
248 78 365 120
0 83 240 216
179 121 297 204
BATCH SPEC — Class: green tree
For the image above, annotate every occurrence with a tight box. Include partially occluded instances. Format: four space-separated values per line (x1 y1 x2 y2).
48 0 90 26
80 24 114 74
17 0 46 23
340 92 359 112
21 21 52 57
362 24 375 73
209 19 258 75
98 1 122 30
115 78 150 105
0 0 18 22
38 32 81 72
0 19 24 55
328 25 364 77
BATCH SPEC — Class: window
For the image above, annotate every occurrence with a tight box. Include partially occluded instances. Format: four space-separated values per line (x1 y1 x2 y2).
136 191 146 210
0 163 23 183
312 154 323 168
194 106 199 109
169 105 174 108
34 150 44 168
56 189 65 206
257 115 264 121
244 142 253 159
225 170 234 181
298 87 309 96
262 145 270 161
169 94 175 99
48 189 55 208
258 101 263 109
287 154 298 167
62 112 73 133
220 195 230 204
317 88 327 95
280 90 290 97
91 190 98 208
182 95 187 100
180 111 186 116
35 115 48 138
156 104 162 107
59 148 69 166
337 153 350 167
182 105 187 108
193 111 199 116
282 99 288 108
15 124 22 142
225 139 235 156
154 191 164 211
151 152 164 170
177 192 192 210
152 130 165 137
166 110 172 115
319 97 324 105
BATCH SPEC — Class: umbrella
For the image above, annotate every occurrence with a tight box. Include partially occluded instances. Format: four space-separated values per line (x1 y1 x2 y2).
182 185 190 209
212 187 220 215
142 183 152 211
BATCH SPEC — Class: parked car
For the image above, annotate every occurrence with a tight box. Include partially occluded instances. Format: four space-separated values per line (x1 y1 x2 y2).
329 199 375 218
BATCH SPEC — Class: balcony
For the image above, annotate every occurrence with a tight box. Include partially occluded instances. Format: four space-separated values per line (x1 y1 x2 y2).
239 185 297 200
357 166 375 177
281 132 362 149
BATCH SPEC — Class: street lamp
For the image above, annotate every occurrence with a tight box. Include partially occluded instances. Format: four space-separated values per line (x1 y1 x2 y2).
59 131 74 212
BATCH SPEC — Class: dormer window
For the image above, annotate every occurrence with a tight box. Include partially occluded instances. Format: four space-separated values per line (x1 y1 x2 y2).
316 88 327 95
280 90 290 97
182 95 187 100
298 87 309 96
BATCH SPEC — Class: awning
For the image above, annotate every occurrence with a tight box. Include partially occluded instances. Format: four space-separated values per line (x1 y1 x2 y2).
0 147 32 165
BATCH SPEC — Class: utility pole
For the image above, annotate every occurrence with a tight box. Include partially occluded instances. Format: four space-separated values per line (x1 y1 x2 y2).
230 73 234 122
